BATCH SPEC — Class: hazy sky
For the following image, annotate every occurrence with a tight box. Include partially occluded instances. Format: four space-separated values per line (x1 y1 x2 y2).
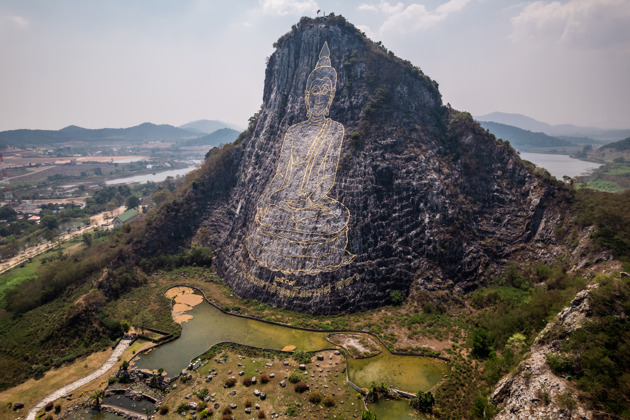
1 0 629 131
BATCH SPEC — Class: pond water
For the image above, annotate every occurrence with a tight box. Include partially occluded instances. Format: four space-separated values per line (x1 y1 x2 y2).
65 409 122 420
102 394 155 414
368 399 429 420
105 166 197 185
134 289 448 394
519 152 602 179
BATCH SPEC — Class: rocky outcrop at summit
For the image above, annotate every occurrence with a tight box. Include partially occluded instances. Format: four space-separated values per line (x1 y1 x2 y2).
122 15 568 314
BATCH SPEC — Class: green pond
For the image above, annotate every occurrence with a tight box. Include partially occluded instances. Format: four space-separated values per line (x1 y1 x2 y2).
134 290 448 393
368 399 429 420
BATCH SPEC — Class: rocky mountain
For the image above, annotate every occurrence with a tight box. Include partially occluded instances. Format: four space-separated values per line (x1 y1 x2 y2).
0 122 197 146
116 15 569 314
478 121 573 151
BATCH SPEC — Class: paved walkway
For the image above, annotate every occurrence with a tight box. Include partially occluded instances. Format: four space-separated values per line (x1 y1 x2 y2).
26 338 132 420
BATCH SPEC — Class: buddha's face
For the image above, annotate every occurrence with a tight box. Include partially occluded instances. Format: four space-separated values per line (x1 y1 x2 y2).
306 77 334 117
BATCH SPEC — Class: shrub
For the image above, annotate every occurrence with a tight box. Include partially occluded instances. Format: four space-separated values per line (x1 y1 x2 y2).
176 402 188 414
308 391 323 404
224 376 237 387
258 409 266 419
242 376 252 386
288 371 302 383
260 373 270 383
323 396 336 407
361 411 377 420
410 391 434 413
196 387 209 400
159 405 169 415
294 381 309 393
292 349 311 364
390 290 403 305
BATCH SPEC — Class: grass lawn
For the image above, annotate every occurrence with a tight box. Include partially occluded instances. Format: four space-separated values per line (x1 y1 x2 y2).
0 240 81 303
585 180 624 193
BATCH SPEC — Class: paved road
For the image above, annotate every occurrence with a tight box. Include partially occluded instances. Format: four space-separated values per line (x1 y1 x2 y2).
0 206 125 276
26 338 132 420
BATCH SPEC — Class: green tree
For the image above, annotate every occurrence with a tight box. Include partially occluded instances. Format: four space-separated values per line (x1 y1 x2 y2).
40 215 58 230
125 195 140 210
0 205 17 221
82 232 93 247
361 410 378 420
152 189 169 205
471 328 492 359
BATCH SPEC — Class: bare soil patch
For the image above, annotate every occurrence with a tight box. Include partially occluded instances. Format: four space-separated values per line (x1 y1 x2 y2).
326 333 382 358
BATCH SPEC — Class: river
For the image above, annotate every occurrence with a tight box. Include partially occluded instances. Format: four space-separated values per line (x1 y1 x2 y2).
105 166 197 185
519 152 602 179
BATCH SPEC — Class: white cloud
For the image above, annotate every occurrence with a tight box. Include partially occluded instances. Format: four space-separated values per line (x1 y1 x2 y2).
259 0 319 16
358 4 379 12
358 1 404 14
512 0 630 49
10 15 30 28
379 0 471 33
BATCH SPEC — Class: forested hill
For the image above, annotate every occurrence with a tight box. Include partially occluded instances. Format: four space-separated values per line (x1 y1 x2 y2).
0 122 198 146
478 120 573 150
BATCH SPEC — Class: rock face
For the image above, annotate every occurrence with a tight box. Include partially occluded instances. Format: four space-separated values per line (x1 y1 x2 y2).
492 285 598 419
124 16 567 314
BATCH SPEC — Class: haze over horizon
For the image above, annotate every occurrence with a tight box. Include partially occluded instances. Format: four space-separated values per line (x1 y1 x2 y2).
1 0 629 132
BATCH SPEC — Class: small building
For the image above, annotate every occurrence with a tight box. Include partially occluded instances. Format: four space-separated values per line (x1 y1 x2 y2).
113 208 139 228
27 215 41 223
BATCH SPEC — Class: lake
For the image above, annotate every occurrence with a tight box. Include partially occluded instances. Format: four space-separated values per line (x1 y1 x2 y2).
519 152 602 179
105 165 197 185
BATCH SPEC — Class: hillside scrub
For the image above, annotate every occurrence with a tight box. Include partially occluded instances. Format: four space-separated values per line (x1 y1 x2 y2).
574 188 630 257
545 274 630 416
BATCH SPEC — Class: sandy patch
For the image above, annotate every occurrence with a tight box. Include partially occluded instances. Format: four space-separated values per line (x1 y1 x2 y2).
166 287 203 324
174 292 203 306
281 345 297 352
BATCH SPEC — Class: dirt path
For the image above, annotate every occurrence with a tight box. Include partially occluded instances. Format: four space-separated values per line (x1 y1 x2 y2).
26 338 132 420
0 206 125 276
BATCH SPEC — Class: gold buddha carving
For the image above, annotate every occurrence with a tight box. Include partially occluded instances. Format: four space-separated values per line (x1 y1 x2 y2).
247 42 355 276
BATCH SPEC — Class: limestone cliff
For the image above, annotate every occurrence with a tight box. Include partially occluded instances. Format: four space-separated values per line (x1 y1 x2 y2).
491 285 598 419
119 15 568 314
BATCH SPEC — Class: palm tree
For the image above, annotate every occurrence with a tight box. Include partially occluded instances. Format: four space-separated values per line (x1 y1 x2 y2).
90 389 104 409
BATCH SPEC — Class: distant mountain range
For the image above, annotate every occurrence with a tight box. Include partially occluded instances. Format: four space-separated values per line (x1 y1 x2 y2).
478 121 573 150
0 120 244 148
178 119 244 134
181 128 240 147
0 123 198 147
476 112 630 141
